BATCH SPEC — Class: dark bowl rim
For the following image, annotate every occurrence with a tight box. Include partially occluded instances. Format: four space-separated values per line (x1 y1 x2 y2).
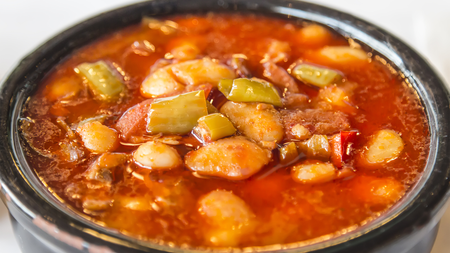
1 0 450 252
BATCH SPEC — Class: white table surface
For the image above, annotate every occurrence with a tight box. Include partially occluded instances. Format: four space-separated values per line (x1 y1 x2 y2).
0 0 449 252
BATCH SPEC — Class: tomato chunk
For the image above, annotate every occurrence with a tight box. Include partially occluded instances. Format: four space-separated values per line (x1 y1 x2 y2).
330 131 358 168
115 99 153 141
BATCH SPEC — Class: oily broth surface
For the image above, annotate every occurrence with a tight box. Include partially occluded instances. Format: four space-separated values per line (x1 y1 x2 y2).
21 14 429 247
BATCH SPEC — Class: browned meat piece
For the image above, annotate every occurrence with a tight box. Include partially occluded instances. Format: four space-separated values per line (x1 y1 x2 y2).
282 109 351 138
282 92 310 109
262 61 300 93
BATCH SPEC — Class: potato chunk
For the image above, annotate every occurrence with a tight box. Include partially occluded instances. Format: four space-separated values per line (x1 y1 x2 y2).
365 130 404 164
133 141 182 170
220 101 284 147
291 161 336 184
171 58 235 86
46 77 82 102
141 66 185 98
199 190 255 246
77 121 119 153
350 176 404 205
319 46 368 62
185 136 271 180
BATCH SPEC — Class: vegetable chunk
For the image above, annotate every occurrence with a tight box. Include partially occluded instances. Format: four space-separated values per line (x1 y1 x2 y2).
218 78 282 107
351 176 404 205
297 134 331 160
292 161 336 184
75 61 125 101
77 121 119 153
365 130 404 164
292 64 341 88
199 190 255 246
220 101 284 147
171 58 235 86
147 90 208 134
133 141 182 170
185 136 271 180
141 65 185 98
319 46 368 62
193 113 236 143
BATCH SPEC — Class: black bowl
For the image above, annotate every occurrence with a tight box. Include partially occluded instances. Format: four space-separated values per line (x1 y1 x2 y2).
1 0 449 252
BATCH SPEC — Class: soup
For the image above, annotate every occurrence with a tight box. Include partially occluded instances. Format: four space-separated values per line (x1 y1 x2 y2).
20 13 429 248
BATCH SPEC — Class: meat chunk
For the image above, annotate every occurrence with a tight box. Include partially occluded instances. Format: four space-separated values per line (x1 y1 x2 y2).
185 136 272 180
282 109 351 138
220 101 284 148
262 61 299 93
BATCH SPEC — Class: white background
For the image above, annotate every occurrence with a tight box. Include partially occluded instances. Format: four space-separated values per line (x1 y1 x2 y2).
0 0 449 252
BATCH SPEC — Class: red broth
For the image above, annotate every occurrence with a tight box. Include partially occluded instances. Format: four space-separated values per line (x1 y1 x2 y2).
20 13 429 248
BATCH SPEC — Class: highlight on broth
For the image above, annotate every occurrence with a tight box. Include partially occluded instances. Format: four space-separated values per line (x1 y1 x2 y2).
20 13 429 248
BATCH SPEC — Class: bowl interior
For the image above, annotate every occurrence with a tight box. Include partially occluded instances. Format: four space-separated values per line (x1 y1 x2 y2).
2 0 450 252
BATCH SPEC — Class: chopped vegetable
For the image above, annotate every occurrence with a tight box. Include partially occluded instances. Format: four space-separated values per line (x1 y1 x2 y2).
279 142 299 164
365 130 404 164
171 42 200 61
291 124 311 140
218 78 282 107
319 46 368 62
77 121 119 153
291 161 336 184
147 90 208 134
133 141 182 170
199 190 255 247
115 99 153 141
330 131 358 168
298 24 331 46
292 64 341 88
46 77 82 102
171 58 235 86
185 136 272 180
297 134 330 160
220 101 284 147
75 61 125 101
141 65 185 98
193 113 236 143
351 176 404 205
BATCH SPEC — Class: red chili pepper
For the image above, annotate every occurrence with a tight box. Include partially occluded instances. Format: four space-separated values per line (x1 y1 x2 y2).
330 131 359 168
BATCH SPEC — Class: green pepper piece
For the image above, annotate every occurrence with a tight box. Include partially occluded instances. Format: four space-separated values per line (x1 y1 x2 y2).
75 61 125 101
147 90 208 134
218 78 282 107
292 64 341 88
194 113 236 142
279 142 299 164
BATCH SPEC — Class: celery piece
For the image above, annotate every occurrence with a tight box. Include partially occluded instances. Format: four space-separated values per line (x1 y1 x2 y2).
218 78 282 107
147 90 208 134
75 61 125 101
194 113 236 142
292 64 341 88
279 142 299 164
